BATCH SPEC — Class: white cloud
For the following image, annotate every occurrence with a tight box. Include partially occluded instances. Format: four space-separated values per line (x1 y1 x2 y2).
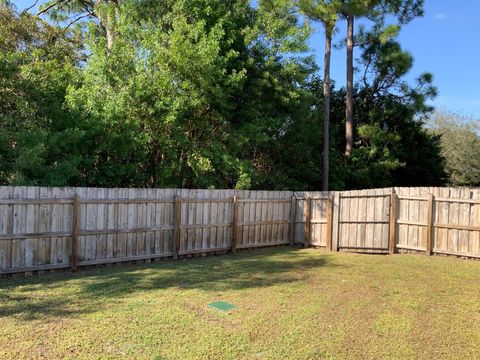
433 13 452 20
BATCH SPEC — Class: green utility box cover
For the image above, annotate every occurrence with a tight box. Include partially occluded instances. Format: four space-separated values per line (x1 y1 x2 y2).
208 301 236 311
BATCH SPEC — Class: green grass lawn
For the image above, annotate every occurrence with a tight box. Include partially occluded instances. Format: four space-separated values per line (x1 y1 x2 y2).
1 247 479 359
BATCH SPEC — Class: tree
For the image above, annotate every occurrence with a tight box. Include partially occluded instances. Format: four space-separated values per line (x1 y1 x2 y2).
340 0 424 160
65 0 314 188
339 0 379 160
256 62 446 190
298 0 341 191
5 0 446 191
428 111 480 186
0 4 86 185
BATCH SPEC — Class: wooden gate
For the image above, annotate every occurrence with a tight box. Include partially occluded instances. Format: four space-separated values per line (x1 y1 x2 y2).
336 191 392 253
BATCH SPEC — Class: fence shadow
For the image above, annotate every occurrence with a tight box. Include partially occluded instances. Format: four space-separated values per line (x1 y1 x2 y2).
0 247 336 321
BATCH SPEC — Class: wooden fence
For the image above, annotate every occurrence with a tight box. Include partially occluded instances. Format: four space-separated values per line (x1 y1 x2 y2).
0 186 479 275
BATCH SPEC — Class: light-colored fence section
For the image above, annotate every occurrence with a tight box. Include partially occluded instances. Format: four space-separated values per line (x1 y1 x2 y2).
1 186 480 275
292 191 330 247
0 187 75 273
235 190 292 249
177 189 235 255
0 187 297 274
76 188 177 266
331 188 392 253
395 187 480 258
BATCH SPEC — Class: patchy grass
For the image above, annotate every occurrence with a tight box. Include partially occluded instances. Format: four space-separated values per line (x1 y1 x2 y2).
1 247 480 359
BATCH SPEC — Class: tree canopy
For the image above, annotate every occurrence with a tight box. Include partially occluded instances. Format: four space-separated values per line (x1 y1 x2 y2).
428 111 480 187
0 1 451 190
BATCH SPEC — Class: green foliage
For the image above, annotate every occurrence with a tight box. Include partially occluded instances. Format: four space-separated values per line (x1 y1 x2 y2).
428 111 480 186
0 5 84 185
298 0 341 32
0 0 446 190
64 0 315 188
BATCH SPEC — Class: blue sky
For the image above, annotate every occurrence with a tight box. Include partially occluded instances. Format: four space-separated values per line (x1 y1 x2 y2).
305 0 480 117
13 0 480 117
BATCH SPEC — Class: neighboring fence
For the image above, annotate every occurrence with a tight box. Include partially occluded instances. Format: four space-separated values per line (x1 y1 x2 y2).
0 186 479 275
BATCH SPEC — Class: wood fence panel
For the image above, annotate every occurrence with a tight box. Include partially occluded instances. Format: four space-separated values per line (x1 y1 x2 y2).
178 190 187 253
105 188 116 259
223 189 235 249
351 190 360 249
263 191 271 244
339 191 350 250
337 188 391 252
365 191 375 249
255 192 262 245
15 188 28 268
61 187 75 266
293 192 306 245
2 186 480 275
195 189 203 251
397 188 409 250
266 191 273 244
396 188 427 252
273 191 279 244
310 192 328 247
407 188 417 249
165 189 175 254
144 188 153 257
249 190 257 246
235 190 291 249
235 190 245 248
448 188 460 253
0 187 13 270
262 191 269 245
458 188 470 254
471 190 480 256
437 187 451 252
96 187 107 260
360 189 368 249
439 187 449 252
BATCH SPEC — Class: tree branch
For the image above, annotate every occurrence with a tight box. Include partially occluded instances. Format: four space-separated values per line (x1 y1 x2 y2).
63 11 94 31
22 0 39 14
37 0 69 16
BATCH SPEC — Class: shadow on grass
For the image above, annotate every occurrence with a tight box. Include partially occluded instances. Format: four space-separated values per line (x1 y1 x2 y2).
0 247 335 321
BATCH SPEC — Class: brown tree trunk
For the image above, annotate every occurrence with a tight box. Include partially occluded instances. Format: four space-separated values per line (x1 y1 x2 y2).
345 15 354 159
322 29 332 191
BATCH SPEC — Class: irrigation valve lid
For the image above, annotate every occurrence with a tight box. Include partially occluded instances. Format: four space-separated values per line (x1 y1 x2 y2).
208 301 236 311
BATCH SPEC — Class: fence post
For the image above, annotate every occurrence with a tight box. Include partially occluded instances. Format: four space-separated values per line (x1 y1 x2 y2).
331 192 340 251
290 195 297 246
389 189 397 255
304 196 311 248
326 194 334 251
173 196 181 260
231 195 238 254
71 193 80 272
426 193 435 256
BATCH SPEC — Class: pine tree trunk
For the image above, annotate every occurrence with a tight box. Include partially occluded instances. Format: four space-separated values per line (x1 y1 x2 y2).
345 15 354 159
322 30 332 191
105 13 115 52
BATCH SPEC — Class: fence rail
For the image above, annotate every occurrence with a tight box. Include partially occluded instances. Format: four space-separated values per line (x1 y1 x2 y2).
1 186 479 275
